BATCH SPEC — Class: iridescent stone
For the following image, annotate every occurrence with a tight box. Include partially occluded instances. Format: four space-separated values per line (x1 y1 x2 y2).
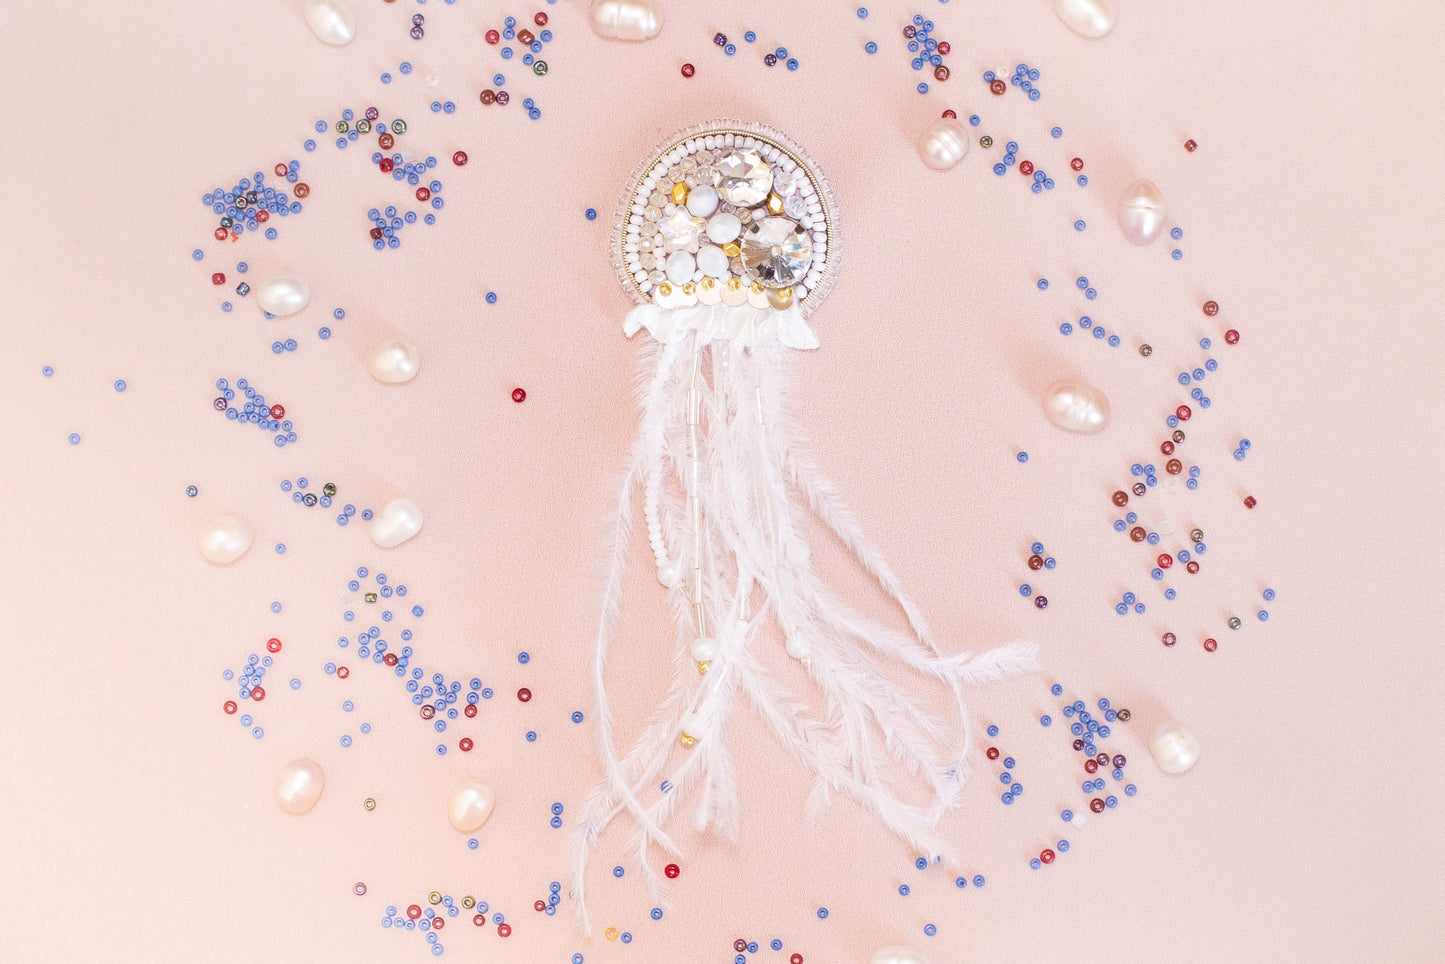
713 148 774 206
783 194 807 219
657 208 704 252
739 217 812 289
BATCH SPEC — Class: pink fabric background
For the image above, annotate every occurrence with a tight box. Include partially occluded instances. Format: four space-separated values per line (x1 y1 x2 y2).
2 1 1442 961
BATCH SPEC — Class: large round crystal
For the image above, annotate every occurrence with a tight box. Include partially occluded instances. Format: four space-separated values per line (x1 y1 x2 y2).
712 148 774 206
739 217 812 289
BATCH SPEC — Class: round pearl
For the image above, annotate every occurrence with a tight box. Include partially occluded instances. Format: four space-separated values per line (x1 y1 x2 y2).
370 497 424 548
255 274 311 316
784 635 811 659
706 212 741 244
1054 0 1117 38
275 758 325 815
689 637 718 662
686 185 719 218
368 338 420 384
918 118 969 171
657 560 682 587
1149 720 1201 774
1042 379 1111 434
448 778 497 833
680 712 703 742
696 245 730 278
665 251 696 286
198 514 253 565
590 0 663 41
1117 179 1167 246
871 947 931 964
303 0 356 45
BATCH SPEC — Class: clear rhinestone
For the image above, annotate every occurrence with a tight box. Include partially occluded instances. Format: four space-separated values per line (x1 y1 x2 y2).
657 208 704 252
783 194 807 219
739 217 812 289
713 148 774 206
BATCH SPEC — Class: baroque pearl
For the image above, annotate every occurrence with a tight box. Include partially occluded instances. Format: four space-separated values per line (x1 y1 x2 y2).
917 118 969 171
1149 720 1201 774
370 497 424 548
590 0 663 41
255 274 311 316
706 212 741 244
686 185 719 218
275 758 325 815
1054 0 1117 38
1117 179 1167 246
871 948 931 964
1042 379 1111 434
690 636 718 662
198 514 253 565
368 338 420 384
448 778 497 832
304 0 356 46
696 244 729 278
665 251 696 285
657 560 681 587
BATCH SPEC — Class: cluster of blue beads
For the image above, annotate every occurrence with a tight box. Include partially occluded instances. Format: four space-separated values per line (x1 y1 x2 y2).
491 16 556 118
279 476 340 511
379 893 477 957
1114 588 1147 615
1234 437 1252 461
905 15 945 93
1052 687 1137 812
222 651 276 738
1060 315 1122 347
367 194 441 251
1011 62 1043 100
203 163 301 241
214 377 297 446
310 109 409 152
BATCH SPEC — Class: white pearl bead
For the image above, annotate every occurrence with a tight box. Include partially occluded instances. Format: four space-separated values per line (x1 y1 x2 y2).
784 636 811 659
696 245 730 278
303 0 356 45
1042 379 1111 434
368 337 421 384
1149 720 1201 774
686 185 719 217
370 497 424 548
1117 179 1167 246
590 0 663 41
657 560 682 587
917 119 969 171
1054 0 1117 38
680 712 703 742
689 636 719 662
198 514 252 565
255 274 311 316
706 212 741 244
448 778 497 832
275 758 325 815
665 251 696 285
871 947 931 964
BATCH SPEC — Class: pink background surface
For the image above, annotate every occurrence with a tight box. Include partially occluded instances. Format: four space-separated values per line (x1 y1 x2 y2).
2 1 1443 961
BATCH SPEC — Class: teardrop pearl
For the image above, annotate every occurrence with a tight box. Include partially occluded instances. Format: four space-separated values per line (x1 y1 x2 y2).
1053 0 1117 38
303 0 356 46
1117 179 1167 246
370 497 424 548
690 637 719 662
275 758 325 815
657 560 681 587
918 118 969 171
448 778 497 833
1042 379 1111 434
368 338 420 384
198 514 253 565
1149 720 1201 774
590 0 663 41
871 947 931 964
255 274 311 316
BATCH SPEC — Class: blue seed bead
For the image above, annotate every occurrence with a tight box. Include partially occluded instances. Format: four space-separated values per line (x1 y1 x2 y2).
987 724 998 737
1017 451 1028 463
925 924 937 936
1037 278 1049 290
974 875 986 887
955 876 967 888
865 41 878 53
818 907 828 919
745 30 756 42
899 884 910 896
1002 793 1013 804
1041 715 1052 726
1171 226 1183 240
1074 219 1086 231
1019 584 1031 597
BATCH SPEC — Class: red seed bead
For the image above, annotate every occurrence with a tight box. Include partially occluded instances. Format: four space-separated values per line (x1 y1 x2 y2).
1165 459 1182 475
211 273 226 285
1096 752 1110 765
664 863 680 879
1175 405 1192 421
214 227 229 241
459 738 474 752
941 109 956 119
986 746 1000 760
497 923 512 938
1225 329 1240 344
1185 139 1198 152
681 63 695 77
1202 300 1219 316
420 705 436 721
267 637 282 653
1186 560 1200 574
1019 160 1034 175
223 700 238 715
517 29 535 45
269 404 285 419
473 914 486 926
1157 554 1173 569
1070 157 1084 171
464 702 478 718
517 687 532 702
1111 490 1129 507
1028 554 1044 570
1203 637 1218 652
791 954 804 964
1162 632 1177 647
1090 798 1105 813
453 151 468 166
1084 758 1098 773
1160 440 1174 455
407 905 422 920
535 900 546 912
495 91 509 106
255 209 269 223
934 64 950 82
1244 495 1257 508
485 29 499 44
990 79 1006 95
512 388 526 403
379 133 395 149
534 12 548 26
1132 482 1147 496
274 163 289 177
294 183 310 198
1040 848 1056 864
416 187 431 202
251 686 266 701
1130 526 1146 542
384 652 399 666
937 40 950 55
336 666 349 679
432 917 444 930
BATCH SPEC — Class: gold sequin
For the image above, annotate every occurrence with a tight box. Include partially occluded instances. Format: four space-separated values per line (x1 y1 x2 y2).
657 283 673 297
681 282 696 296
766 287 794 310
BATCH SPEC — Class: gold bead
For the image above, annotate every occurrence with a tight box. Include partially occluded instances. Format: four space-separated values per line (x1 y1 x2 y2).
364 592 378 603
766 287 794 310
462 896 475 909
605 927 620 941
363 797 376 811
722 241 741 258
681 281 696 296
750 280 764 293
671 182 689 204
428 891 442 905
766 193 784 215
725 277 742 290
699 277 716 290
696 660 710 674
657 283 672 297
679 733 696 748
